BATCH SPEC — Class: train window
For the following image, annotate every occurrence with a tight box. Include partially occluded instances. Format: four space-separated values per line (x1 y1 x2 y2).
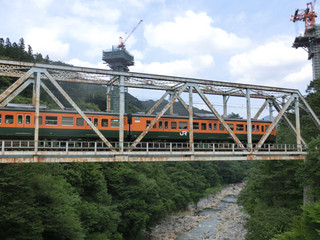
86 118 92 126
159 121 163 129
179 122 188 129
228 124 234 131
0 114 1 124
101 119 108 127
153 122 157 129
164 121 168 129
208 123 212 130
193 122 199 130
5 115 14 124
171 122 177 129
111 119 119 127
219 124 224 131
262 126 264 132
35 117 42 125
265 126 268 131
62 117 74 126
94 118 98 127
45 116 58 125
18 115 23 124
236 124 244 131
146 120 151 127
76 118 84 126
256 125 260 132
213 123 217 130
252 125 255 132
26 115 31 125
201 123 207 130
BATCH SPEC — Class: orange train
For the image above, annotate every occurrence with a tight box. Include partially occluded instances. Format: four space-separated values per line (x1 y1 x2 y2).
0 105 276 142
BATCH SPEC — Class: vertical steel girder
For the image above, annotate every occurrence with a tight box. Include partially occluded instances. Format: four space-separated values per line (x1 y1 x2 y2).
146 91 170 115
0 69 34 103
194 85 245 150
255 94 295 150
246 89 252 150
34 70 41 153
272 99 306 146
129 84 189 150
43 70 115 151
119 76 125 151
223 95 228 118
295 96 302 151
268 100 273 121
189 86 194 151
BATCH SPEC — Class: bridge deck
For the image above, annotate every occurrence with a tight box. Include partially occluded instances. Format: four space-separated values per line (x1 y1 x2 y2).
0 140 307 163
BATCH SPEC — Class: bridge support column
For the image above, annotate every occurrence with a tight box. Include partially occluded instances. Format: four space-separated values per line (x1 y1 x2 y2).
295 96 302 151
223 95 228 118
246 89 252 151
268 100 273 121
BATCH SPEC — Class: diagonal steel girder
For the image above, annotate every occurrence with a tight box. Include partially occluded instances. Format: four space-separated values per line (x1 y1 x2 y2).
272 98 306 145
0 79 33 107
255 94 295 150
297 91 320 130
194 85 245 150
40 81 65 110
43 70 115 151
253 100 268 120
129 84 189 151
146 91 170 115
0 68 34 103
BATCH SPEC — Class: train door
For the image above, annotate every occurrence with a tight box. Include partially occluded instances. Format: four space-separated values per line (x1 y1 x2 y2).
17 114 32 128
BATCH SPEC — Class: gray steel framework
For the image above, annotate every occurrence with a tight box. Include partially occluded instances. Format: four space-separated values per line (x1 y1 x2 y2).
0 59 319 163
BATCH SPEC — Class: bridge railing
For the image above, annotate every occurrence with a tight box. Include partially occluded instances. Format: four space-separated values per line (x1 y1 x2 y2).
0 140 307 153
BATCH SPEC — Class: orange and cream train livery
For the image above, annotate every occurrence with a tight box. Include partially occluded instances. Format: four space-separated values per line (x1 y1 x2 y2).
0 105 276 143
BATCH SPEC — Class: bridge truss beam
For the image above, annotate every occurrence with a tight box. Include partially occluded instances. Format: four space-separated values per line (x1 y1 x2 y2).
0 59 319 162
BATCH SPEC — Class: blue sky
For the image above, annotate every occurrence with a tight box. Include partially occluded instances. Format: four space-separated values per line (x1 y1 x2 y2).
0 0 315 100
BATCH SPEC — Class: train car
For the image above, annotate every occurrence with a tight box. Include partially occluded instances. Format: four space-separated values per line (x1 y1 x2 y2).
0 105 276 143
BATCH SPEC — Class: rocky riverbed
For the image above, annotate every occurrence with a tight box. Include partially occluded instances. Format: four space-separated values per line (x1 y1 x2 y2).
149 183 247 239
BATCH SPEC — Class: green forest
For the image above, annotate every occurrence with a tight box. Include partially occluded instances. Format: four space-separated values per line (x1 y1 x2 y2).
1 37 320 239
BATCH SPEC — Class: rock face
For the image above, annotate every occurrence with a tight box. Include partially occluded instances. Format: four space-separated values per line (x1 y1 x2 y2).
149 183 247 240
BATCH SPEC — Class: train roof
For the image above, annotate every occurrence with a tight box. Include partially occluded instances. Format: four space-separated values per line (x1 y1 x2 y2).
0 104 272 123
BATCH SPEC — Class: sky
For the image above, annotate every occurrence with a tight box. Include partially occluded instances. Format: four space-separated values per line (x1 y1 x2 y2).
0 0 316 112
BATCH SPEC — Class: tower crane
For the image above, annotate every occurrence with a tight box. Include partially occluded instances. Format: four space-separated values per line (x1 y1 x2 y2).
291 0 317 33
118 20 143 50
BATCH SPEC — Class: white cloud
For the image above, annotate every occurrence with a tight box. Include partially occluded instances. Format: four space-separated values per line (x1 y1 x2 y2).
228 36 311 89
144 10 251 56
25 27 69 59
132 54 214 77
67 58 106 69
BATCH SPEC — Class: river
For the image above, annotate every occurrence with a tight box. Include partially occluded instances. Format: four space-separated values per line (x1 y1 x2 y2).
149 183 247 240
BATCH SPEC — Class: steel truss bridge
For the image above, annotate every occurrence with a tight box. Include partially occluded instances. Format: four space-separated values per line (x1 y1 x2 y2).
0 59 319 163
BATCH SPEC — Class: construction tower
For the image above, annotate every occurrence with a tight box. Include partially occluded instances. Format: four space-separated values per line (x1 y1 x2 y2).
292 1 320 79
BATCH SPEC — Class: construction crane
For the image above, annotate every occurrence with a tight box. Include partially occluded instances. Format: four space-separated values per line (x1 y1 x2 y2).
118 20 143 50
291 0 317 33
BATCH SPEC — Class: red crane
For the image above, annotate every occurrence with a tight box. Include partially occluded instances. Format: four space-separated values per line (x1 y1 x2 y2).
291 1 317 33
118 20 143 50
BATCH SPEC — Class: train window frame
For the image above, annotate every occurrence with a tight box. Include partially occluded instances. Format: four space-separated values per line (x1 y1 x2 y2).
228 124 234 131
208 123 212 130
146 120 151 127
93 118 98 127
171 122 177 129
159 120 163 129
101 119 108 127
62 117 74 126
111 119 119 128
262 126 264 132
76 118 84 126
5 115 14 124
153 122 157 129
201 123 207 130
25 115 31 125
45 116 58 126
219 124 224 131
164 121 168 129
256 125 260 132
252 125 256 132
179 122 188 130
86 118 92 126
193 122 199 130
0 114 1 124
236 124 244 131
213 123 218 130
17 115 23 124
